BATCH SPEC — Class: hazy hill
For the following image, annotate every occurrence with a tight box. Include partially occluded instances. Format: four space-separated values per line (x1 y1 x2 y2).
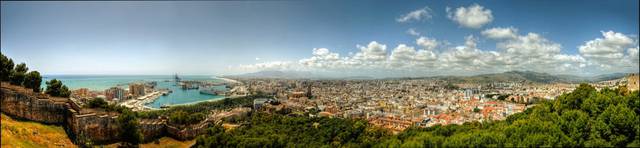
230 70 630 83
450 70 569 83
228 70 323 79
435 71 630 84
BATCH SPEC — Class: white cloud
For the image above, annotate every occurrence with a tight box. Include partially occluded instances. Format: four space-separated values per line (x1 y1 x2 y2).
464 35 478 49
481 27 518 39
230 61 295 73
579 31 636 68
483 27 587 73
629 46 639 65
407 28 421 36
300 48 343 69
498 32 562 58
439 35 501 71
447 4 493 29
413 49 439 68
229 29 637 77
397 6 433 23
390 44 416 61
389 44 417 67
255 57 261 61
354 41 388 62
416 36 439 51
389 44 439 68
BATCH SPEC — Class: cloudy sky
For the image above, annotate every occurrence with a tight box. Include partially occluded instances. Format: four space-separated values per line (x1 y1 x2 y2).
1 1 638 77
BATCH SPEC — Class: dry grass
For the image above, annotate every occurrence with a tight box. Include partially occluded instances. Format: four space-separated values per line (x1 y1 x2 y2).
222 123 240 130
140 137 196 148
104 137 195 148
1 113 76 148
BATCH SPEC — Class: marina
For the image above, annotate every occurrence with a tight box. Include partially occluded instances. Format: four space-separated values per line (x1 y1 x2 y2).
41 75 230 109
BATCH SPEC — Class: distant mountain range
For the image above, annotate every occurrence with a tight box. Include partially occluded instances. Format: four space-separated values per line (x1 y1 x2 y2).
227 70 632 83
225 70 317 79
430 71 630 84
225 70 374 80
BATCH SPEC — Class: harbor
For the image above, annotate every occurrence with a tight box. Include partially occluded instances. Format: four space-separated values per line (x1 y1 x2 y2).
120 90 167 111
41 75 231 110
144 74 228 109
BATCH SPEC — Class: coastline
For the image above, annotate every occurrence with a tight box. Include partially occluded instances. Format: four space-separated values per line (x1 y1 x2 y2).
145 94 249 109
217 77 241 84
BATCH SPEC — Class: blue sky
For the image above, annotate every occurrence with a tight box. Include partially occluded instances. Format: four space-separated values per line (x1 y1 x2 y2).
1 1 638 76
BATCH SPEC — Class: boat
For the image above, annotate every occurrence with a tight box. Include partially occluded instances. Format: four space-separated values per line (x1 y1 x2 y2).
174 73 181 82
160 104 171 109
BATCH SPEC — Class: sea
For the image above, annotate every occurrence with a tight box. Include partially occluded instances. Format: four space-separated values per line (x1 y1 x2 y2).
40 75 227 108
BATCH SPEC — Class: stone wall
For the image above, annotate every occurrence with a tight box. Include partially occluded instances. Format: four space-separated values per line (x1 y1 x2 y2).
166 122 211 141
66 110 121 144
139 119 167 142
1 83 69 124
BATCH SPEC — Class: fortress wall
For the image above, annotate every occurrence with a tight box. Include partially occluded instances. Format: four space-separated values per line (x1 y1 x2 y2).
1 82 211 144
1 84 68 124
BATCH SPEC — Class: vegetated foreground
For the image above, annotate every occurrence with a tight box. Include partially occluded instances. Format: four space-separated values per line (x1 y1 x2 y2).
1 113 76 148
103 137 196 148
1 113 195 148
192 84 640 147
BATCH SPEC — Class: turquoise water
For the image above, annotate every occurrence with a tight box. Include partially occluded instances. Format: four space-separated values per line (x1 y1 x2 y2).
41 75 226 108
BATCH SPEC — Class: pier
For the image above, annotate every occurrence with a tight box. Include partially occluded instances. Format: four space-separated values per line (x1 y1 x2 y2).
120 90 168 111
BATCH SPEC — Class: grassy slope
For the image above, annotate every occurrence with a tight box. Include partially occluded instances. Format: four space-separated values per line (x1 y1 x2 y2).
104 137 196 148
139 137 196 148
1 113 76 148
2 113 195 148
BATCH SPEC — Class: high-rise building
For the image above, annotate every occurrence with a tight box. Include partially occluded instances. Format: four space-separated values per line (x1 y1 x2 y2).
105 87 126 101
464 89 474 100
306 82 312 98
129 83 145 97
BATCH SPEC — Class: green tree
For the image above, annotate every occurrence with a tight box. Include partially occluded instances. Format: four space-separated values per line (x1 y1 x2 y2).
0 53 14 81
117 110 142 147
22 71 42 92
87 98 108 108
9 63 28 85
45 79 71 97
168 110 188 125
473 107 481 113
559 110 589 145
554 83 595 113
597 104 638 147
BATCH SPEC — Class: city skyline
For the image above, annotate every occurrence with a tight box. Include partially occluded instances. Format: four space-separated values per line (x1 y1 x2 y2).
1 1 638 77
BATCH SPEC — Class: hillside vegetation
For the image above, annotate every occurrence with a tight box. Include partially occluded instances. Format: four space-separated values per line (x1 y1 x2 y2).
1 113 76 148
